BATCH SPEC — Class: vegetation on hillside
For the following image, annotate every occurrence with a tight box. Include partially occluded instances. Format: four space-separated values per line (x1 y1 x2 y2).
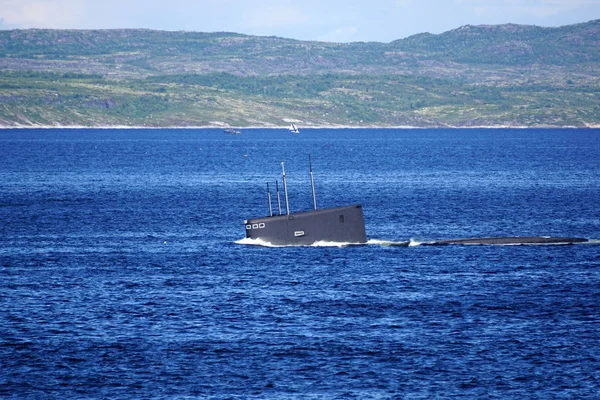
1 20 599 127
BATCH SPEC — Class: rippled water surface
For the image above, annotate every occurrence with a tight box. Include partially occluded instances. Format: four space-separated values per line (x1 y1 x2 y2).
1 128 599 399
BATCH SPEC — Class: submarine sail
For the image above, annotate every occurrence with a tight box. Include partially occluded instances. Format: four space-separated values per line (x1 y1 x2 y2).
243 158 367 246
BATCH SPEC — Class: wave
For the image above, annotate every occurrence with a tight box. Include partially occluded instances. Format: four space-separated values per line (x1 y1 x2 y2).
235 237 281 247
236 238 412 247
583 239 600 245
235 237 361 248
366 239 411 247
236 237 599 248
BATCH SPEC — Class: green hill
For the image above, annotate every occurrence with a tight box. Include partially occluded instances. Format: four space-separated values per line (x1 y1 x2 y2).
1 20 599 128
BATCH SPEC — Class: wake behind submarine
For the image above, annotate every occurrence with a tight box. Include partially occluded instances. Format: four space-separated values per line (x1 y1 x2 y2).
242 158 588 246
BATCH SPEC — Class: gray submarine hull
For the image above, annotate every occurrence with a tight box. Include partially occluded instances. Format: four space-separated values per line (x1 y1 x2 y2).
244 204 367 246
427 236 588 245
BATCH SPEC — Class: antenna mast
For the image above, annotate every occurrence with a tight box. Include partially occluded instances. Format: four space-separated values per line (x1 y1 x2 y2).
267 182 273 216
276 180 282 215
309 154 317 210
281 162 290 215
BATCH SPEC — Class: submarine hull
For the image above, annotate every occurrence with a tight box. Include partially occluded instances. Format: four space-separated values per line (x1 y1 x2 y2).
429 236 588 245
244 204 367 246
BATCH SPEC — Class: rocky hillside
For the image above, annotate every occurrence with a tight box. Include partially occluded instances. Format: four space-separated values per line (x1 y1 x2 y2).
1 20 599 128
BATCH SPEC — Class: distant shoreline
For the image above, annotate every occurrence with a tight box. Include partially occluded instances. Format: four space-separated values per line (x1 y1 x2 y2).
1 125 599 130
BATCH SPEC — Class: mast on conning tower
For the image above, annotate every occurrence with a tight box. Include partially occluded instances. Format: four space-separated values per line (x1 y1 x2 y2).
267 182 273 216
276 180 282 215
281 162 290 215
309 155 317 210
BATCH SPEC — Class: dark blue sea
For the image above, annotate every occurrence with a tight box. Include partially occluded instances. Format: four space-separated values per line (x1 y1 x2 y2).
1 128 599 399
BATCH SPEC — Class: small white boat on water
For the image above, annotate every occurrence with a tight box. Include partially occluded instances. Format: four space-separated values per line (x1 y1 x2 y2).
289 123 299 133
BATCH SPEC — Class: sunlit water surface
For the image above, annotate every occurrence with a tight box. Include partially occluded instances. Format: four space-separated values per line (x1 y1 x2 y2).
1 128 599 399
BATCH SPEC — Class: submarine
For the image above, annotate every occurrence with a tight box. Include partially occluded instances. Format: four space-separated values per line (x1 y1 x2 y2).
242 158 587 247
243 157 367 246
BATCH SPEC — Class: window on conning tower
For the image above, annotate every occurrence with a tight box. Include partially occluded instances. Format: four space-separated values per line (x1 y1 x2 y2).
339 215 345 223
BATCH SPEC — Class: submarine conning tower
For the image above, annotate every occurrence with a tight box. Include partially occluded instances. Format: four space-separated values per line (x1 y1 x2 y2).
244 156 367 246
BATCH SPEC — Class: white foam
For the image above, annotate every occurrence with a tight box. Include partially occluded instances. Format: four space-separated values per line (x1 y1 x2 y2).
235 237 363 248
367 239 411 247
310 240 352 248
234 237 281 247
408 239 425 247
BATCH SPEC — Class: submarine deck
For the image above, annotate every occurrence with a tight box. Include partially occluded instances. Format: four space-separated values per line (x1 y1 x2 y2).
427 236 588 245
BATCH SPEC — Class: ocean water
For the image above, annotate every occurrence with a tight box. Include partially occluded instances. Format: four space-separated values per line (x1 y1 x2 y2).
1 128 599 399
